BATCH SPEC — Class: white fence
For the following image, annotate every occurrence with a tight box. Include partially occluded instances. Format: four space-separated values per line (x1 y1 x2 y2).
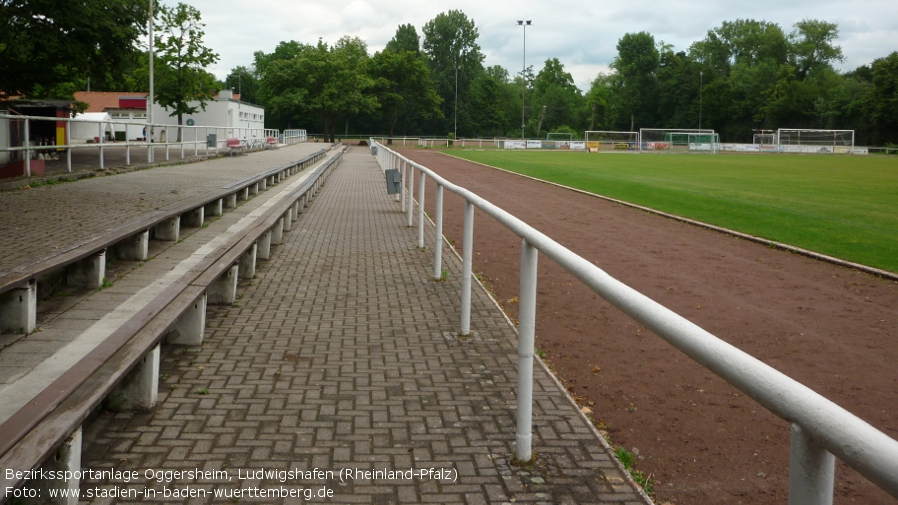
371 139 898 505
0 113 297 177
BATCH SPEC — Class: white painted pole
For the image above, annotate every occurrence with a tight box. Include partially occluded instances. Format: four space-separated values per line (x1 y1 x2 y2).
516 237 538 461
460 200 474 335
433 184 444 280
406 165 415 227
417 171 426 249
400 160 407 212
147 0 154 163
789 423 835 505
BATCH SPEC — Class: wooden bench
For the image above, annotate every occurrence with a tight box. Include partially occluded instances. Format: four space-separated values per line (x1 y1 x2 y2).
226 138 245 155
266 136 279 149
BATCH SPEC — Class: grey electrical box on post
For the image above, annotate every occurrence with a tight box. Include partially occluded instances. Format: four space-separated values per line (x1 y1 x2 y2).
207 134 217 147
385 169 402 195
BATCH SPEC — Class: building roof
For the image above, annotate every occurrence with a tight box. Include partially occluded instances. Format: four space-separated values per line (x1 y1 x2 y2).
73 91 148 113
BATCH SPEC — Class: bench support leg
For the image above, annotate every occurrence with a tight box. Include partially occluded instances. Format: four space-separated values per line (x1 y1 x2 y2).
154 216 180 241
167 293 206 345
239 244 257 279
0 283 37 334
205 198 223 217
259 178 268 191
208 265 238 305
283 209 293 232
67 250 106 290
225 193 238 209
36 428 82 505
109 344 160 411
258 231 272 260
271 218 285 245
182 207 204 228
117 230 149 261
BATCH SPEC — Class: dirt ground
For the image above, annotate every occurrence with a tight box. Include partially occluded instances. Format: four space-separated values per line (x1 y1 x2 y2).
398 149 898 505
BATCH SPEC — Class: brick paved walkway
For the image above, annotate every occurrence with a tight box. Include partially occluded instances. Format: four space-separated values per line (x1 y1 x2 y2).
80 147 647 504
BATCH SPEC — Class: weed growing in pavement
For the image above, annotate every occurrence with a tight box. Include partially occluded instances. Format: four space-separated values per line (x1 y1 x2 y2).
535 348 546 359
98 276 113 291
613 446 655 496
195 389 210 395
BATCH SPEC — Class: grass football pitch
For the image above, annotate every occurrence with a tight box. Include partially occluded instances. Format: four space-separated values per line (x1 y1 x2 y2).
445 150 898 274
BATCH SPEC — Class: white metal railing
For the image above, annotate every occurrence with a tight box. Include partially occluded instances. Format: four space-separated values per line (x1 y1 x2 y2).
283 129 308 145
370 139 898 505
0 113 304 177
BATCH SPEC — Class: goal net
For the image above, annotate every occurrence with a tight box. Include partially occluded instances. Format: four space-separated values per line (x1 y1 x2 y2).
639 129 719 154
753 133 776 145
776 129 855 154
584 131 638 152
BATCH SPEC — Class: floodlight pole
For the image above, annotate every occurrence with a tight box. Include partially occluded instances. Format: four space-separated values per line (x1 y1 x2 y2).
454 63 458 141
518 20 531 141
147 0 154 163
699 71 703 131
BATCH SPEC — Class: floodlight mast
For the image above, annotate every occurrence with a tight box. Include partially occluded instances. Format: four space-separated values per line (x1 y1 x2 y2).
517 20 531 141
148 0 154 162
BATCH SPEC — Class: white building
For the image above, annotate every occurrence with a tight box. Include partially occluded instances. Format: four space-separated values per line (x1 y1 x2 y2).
150 90 267 143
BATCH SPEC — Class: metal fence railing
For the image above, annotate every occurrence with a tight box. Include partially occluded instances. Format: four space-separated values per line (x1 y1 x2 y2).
370 139 898 505
0 114 304 177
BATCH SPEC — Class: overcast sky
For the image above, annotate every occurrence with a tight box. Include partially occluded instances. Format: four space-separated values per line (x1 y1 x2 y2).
181 0 897 90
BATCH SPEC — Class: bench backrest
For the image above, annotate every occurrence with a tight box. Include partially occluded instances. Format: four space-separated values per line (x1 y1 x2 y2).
226 138 242 147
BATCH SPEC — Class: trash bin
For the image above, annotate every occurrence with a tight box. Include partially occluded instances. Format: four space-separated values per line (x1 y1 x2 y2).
371 145 377 156
385 169 401 195
207 134 217 148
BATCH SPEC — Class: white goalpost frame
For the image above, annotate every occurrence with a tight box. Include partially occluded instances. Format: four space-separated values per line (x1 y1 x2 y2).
638 128 717 154
584 130 638 153
753 133 776 145
776 129 855 154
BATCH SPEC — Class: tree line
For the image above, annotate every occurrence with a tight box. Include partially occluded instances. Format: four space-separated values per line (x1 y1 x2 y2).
2 2 896 145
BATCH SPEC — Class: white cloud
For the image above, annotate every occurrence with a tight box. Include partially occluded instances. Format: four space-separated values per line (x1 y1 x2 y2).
168 0 898 88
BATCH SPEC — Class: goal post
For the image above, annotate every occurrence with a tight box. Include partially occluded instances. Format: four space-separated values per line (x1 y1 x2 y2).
776 129 855 154
638 128 718 154
584 131 638 152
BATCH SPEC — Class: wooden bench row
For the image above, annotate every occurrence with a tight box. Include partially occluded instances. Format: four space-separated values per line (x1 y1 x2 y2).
0 148 345 499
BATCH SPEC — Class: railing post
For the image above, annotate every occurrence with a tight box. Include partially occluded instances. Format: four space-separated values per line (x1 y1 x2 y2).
417 171 426 249
400 159 407 212
516 238 538 462
407 164 415 228
433 184 444 280
66 118 72 172
788 423 834 505
24 118 31 177
460 200 474 336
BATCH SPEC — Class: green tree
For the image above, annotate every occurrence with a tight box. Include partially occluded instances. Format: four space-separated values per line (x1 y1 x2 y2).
530 58 583 135
263 37 377 143
864 52 898 145
789 19 843 79
0 0 148 97
611 32 659 130
469 74 508 137
385 24 421 54
224 66 260 105
422 10 486 136
370 49 442 140
154 2 220 140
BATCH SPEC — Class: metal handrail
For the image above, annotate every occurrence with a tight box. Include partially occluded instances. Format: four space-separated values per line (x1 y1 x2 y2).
0 113 306 176
371 140 898 504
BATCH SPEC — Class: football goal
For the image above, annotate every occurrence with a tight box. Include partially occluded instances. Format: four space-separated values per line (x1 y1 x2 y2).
776 129 855 154
639 129 719 154
584 131 638 152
